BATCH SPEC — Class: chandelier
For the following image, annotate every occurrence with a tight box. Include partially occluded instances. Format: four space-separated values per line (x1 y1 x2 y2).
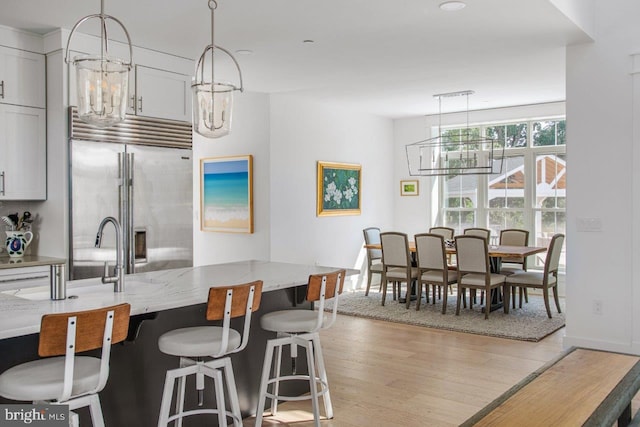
65 0 133 128
405 90 504 176
192 0 244 138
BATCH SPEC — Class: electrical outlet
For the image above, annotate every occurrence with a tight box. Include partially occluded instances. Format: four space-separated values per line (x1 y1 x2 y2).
593 300 603 315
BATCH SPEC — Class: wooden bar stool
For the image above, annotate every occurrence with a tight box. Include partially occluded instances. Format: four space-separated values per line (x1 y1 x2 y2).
0 303 131 427
157 280 263 427
254 270 345 427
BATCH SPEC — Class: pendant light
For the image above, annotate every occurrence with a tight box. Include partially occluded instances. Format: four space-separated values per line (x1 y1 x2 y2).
193 0 244 138
405 90 504 176
65 0 133 128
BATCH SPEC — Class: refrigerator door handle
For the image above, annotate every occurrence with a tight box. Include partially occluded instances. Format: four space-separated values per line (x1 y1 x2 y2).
127 152 135 273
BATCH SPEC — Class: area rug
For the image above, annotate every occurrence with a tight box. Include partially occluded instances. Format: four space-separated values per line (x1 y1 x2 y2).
325 290 565 342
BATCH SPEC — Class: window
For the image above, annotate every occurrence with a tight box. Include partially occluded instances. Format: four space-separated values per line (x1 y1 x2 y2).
440 118 566 269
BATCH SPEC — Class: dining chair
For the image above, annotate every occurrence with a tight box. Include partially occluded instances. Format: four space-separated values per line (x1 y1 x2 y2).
0 303 131 427
463 227 491 241
499 229 530 308
414 233 457 314
455 235 509 319
428 226 454 240
363 227 383 296
505 234 564 318
380 232 419 308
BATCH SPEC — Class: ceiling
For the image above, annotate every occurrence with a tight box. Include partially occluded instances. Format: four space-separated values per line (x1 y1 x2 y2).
0 0 590 118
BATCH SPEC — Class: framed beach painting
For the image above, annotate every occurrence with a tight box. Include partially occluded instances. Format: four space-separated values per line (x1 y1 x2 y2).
200 155 253 233
317 161 361 216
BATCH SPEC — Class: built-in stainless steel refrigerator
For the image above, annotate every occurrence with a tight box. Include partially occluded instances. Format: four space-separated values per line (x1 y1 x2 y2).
69 113 193 280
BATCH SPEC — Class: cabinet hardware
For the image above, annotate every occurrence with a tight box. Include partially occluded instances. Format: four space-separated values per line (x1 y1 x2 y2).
138 96 143 112
0 80 4 99
129 95 136 112
0 274 49 283
0 171 4 196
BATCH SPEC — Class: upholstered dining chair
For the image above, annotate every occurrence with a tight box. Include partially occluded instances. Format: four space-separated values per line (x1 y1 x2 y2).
380 232 419 308
0 303 131 427
499 229 530 308
506 234 565 318
414 233 457 314
463 227 491 241
428 226 455 240
455 235 509 319
363 227 383 296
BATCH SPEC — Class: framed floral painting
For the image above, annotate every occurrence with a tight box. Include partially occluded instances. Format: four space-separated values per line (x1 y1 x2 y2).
400 180 419 196
316 161 361 216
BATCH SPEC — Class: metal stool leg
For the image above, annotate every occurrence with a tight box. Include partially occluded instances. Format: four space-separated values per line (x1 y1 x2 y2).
213 369 226 427
304 340 321 427
311 334 333 419
222 358 242 427
271 341 284 415
255 340 276 427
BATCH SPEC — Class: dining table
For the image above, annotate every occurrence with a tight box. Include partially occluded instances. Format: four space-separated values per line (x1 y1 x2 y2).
364 241 548 310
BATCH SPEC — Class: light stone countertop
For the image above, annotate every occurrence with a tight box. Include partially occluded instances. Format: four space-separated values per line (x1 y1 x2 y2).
0 260 356 340
0 255 66 270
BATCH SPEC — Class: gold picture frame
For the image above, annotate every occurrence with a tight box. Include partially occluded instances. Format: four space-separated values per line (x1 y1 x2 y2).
400 180 419 196
317 161 361 216
200 155 254 233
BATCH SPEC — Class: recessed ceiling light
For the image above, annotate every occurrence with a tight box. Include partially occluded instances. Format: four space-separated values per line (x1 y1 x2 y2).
235 49 254 55
439 1 466 11
303 39 315 44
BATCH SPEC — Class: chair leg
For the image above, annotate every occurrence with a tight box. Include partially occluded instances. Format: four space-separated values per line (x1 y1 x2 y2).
543 287 552 318
456 287 462 315
416 283 422 311
442 284 448 314
503 285 510 314
175 359 188 427
365 269 372 296
381 280 387 306
158 369 177 427
405 282 412 309
552 285 562 314
483 289 490 320
524 288 529 303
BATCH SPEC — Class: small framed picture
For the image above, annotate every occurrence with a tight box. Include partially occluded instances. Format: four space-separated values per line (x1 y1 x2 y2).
400 180 419 196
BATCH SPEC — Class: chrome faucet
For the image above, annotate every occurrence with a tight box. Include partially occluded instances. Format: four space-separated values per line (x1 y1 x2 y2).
95 216 125 292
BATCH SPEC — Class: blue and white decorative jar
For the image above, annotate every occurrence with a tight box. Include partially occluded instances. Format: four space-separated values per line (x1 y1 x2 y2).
5 231 33 258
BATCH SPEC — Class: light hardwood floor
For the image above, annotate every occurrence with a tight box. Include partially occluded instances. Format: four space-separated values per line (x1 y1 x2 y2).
244 313 566 426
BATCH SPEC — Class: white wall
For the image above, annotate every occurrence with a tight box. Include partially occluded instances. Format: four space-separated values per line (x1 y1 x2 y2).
563 0 640 353
193 92 271 266
269 95 394 288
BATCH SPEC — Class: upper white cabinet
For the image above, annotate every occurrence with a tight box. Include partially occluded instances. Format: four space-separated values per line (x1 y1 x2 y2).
0 46 46 109
0 104 47 200
129 65 192 122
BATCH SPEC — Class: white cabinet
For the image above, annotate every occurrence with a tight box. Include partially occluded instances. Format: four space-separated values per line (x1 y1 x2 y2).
70 62 192 122
0 104 47 200
0 46 46 109
129 65 192 122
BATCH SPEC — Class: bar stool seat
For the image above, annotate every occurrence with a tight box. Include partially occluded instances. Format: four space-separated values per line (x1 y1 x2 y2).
158 327 241 357
157 281 263 427
0 303 131 427
255 270 345 427
0 358 102 401
261 310 328 333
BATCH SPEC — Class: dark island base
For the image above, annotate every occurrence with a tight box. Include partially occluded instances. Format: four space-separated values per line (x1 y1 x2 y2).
0 286 311 426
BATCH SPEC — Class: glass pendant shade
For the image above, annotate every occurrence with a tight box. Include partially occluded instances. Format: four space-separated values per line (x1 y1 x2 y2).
193 82 235 138
75 55 130 128
65 0 133 128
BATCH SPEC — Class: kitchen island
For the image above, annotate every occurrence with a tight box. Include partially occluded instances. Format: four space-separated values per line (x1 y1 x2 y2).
0 260 355 426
